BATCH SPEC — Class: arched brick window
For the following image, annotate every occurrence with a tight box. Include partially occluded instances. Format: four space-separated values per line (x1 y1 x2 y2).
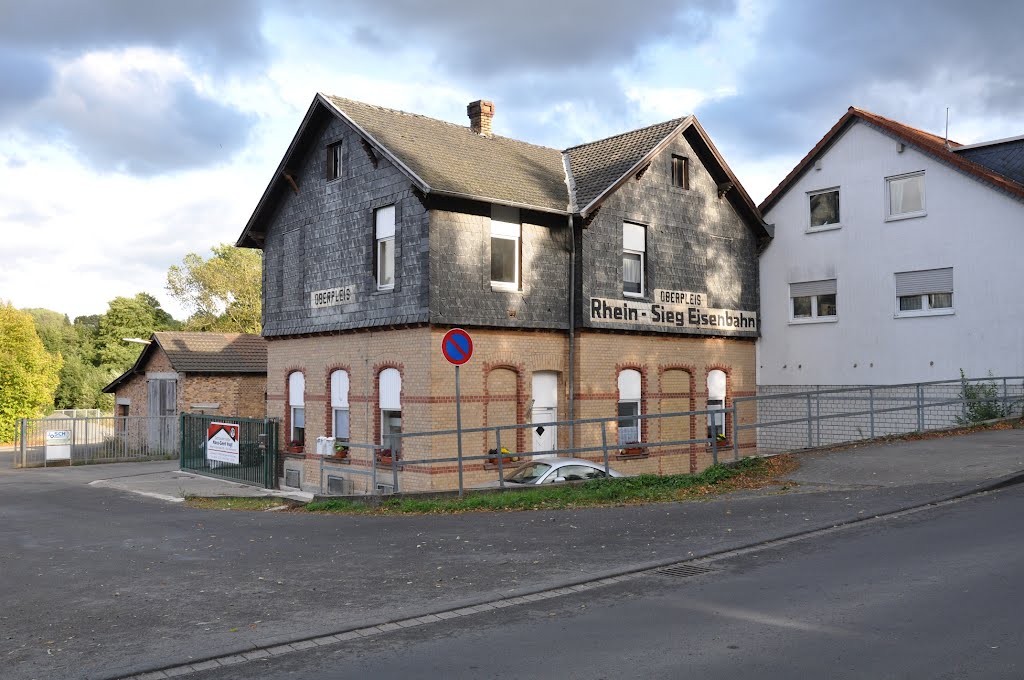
288 372 305 446
379 368 402 456
707 369 727 439
330 370 350 442
617 369 642 444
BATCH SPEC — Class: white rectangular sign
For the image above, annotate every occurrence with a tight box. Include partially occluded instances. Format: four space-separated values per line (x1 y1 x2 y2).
206 422 240 464
45 430 71 461
311 285 356 309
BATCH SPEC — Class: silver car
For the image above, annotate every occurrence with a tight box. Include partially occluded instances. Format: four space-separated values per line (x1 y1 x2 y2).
481 457 624 487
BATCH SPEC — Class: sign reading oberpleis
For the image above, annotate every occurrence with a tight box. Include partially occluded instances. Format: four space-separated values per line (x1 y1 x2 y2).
590 289 757 333
206 422 240 464
311 286 356 309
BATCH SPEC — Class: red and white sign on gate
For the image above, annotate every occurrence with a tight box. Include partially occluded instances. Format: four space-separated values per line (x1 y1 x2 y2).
206 422 240 464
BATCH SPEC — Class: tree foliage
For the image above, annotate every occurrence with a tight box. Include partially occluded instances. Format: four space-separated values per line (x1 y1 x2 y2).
167 244 262 334
96 293 180 374
0 302 62 440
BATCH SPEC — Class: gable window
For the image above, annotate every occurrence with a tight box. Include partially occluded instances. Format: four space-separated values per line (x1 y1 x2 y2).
330 369 350 442
886 171 925 219
490 205 521 290
375 205 395 290
326 141 343 182
790 279 838 322
808 188 840 230
671 155 689 189
623 222 646 297
288 372 305 447
617 369 642 445
895 268 954 317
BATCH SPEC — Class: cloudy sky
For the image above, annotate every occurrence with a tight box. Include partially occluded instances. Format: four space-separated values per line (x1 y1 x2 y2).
1 0 1020 321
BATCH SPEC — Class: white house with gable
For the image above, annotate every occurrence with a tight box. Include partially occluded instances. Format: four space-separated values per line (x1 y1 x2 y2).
757 107 1024 390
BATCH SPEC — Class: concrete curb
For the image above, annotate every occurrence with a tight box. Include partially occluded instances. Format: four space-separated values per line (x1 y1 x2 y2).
107 468 1024 680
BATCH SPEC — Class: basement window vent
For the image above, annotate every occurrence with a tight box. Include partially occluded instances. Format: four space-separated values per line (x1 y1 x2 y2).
284 469 301 488
376 483 395 495
655 563 717 579
327 475 353 495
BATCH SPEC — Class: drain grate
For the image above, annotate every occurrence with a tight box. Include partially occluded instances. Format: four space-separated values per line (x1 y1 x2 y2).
655 563 716 579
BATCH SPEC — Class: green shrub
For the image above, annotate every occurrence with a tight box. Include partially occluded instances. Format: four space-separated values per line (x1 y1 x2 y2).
956 370 1010 425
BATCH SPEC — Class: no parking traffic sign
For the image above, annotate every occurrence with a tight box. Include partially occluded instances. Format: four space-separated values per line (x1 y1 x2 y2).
441 328 474 365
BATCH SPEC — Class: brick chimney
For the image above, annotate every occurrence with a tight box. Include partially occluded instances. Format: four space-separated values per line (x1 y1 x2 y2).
467 100 494 136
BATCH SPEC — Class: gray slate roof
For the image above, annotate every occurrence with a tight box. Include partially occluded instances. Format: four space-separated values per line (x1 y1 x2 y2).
324 95 569 213
565 117 688 211
154 332 267 373
956 139 1024 185
102 332 267 394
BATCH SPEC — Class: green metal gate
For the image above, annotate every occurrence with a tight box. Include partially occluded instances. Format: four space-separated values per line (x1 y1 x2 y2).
180 413 279 489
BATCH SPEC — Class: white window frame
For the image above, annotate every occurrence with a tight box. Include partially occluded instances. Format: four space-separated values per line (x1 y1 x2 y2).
623 222 646 298
789 280 838 325
375 205 395 291
617 369 642 444
807 186 842 233
489 205 521 291
885 171 926 221
288 372 305 445
894 268 955 319
330 369 350 442
707 370 727 439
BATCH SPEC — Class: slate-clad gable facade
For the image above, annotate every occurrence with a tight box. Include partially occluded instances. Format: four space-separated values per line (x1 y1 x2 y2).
261 115 429 337
240 93 769 493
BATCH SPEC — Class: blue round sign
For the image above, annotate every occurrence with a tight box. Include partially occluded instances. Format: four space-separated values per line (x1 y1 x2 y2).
441 328 474 365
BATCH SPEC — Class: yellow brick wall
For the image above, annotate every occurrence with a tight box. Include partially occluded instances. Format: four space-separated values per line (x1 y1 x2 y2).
267 326 756 492
181 374 267 418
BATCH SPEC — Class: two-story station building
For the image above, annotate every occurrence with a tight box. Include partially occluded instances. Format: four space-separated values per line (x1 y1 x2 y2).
237 95 771 492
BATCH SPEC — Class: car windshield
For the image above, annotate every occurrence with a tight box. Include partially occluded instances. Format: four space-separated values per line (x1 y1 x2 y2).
505 462 552 484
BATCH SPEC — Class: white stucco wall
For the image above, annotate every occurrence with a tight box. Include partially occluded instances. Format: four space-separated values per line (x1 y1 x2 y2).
758 120 1024 386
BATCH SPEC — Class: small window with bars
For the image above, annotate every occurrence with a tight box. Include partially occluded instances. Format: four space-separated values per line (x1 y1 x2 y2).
895 268 953 317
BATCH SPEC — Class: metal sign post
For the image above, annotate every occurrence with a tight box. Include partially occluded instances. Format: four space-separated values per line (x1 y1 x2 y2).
441 328 474 498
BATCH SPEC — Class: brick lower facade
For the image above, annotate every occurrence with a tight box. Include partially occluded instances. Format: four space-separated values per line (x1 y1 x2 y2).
268 326 755 493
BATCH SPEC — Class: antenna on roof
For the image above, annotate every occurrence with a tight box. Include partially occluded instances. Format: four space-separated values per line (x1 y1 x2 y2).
944 107 950 150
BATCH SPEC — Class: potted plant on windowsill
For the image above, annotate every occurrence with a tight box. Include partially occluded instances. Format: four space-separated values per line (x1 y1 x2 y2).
620 442 645 457
486 447 520 467
285 440 304 454
332 441 350 460
376 448 396 467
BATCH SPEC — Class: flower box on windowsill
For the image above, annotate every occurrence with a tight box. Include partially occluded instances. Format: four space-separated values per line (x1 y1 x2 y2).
483 448 522 470
617 445 649 460
285 442 304 455
375 449 400 468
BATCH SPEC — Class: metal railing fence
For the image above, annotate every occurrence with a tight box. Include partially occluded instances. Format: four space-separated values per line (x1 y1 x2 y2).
738 375 1024 456
309 375 1023 498
15 415 178 468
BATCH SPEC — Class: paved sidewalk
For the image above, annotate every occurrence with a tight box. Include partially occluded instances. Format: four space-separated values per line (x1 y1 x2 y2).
0 427 1021 680
85 462 313 503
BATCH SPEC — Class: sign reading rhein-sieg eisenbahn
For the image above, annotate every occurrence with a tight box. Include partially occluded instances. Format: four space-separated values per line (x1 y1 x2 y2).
590 289 757 333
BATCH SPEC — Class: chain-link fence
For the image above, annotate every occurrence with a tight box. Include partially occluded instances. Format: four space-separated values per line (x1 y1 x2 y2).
15 415 178 468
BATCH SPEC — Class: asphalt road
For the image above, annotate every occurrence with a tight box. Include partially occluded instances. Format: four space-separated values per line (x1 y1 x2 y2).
194 484 1024 680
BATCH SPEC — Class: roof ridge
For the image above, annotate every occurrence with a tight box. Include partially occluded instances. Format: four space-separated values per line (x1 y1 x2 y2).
323 93 561 153
849 106 961 147
563 116 687 152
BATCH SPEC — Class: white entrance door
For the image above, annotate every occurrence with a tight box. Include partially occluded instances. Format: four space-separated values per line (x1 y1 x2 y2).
531 372 558 458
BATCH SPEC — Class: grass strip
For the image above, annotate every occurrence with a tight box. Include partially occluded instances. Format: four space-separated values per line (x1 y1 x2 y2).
185 496 289 511
304 455 797 515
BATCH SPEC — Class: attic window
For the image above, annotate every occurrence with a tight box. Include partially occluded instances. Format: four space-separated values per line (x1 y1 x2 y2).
671 155 689 189
327 142 343 182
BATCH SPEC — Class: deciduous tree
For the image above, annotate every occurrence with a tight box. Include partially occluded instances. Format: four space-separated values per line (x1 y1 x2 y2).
167 244 262 334
0 302 62 440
